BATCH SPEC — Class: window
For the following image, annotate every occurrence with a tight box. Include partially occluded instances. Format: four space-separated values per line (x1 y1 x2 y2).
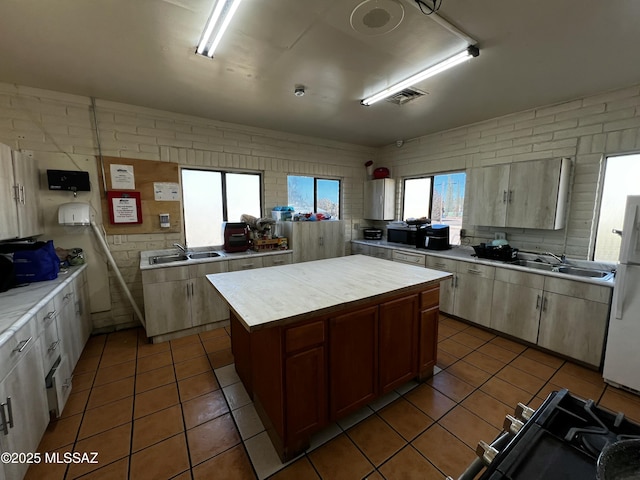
287 175 340 218
402 172 466 244
593 154 640 261
181 168 261 248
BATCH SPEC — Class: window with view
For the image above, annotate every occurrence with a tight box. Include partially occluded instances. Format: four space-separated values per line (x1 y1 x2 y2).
593 154 640 261
181 169 262 248
402 172 466 244
287 175 340 218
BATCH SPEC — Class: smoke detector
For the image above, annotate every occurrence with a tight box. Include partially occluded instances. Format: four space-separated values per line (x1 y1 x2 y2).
350 0 405 36
294 85 305 97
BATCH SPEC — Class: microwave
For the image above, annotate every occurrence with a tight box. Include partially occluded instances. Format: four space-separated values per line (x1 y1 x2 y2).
387 226 417 245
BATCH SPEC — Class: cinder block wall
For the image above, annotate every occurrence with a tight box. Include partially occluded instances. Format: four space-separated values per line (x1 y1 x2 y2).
378 84 640 258
0 83 375 331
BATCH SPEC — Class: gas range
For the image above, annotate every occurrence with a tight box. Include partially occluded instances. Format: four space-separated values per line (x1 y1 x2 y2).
455 389 640 480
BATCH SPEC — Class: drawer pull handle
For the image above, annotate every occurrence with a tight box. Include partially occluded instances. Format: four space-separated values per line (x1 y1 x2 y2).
273 260 284 265
0 398 9 435
543 297 548 312
435 263 446 268
241 264 254 269
48 340 61 352
62 376 73 389
13 337 32 353
535 295 541 310
45 310 57 321
468 269 482 275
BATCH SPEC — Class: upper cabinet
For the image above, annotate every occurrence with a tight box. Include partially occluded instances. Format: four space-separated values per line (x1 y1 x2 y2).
466 158 571 230
0 143 43 240
364 178 395 220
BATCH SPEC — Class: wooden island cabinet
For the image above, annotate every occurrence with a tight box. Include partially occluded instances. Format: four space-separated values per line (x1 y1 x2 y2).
209 255 449 461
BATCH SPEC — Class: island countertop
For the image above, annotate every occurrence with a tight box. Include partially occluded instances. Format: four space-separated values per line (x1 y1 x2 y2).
206 254 451 331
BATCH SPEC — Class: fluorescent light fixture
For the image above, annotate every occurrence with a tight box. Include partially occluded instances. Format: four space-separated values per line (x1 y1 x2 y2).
361 45 480 106
196 0 243 58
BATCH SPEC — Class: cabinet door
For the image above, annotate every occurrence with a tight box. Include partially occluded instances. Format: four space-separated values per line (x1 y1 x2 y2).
506 159 562 229
319 221 344 260
537 292 609 366
454 270 494 327
425 257 457 314
285 346 326 442
75 273 92 350
370 246 392 260
364 179 395 220
12 153 42 238
419 306 439 376
0 342 49 480
351 243 371 256
0 144 19 240
329 306 378 419
379 295 418 393
466 165 509 227
190 261 230 327
490 281 542 343
143 279 192 337
56 286 84 368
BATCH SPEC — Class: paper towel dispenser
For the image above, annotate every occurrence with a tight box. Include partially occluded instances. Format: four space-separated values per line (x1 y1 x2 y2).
58 203 91 226
47 170 91 192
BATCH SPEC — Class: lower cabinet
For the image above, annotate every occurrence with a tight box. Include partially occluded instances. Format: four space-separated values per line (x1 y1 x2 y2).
425 256 457 314
233 283 441 461
490 269 545 343
453 263 495 328
0 338 49 480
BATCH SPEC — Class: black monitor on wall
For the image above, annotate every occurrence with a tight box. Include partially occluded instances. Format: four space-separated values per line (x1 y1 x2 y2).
47 170 91 192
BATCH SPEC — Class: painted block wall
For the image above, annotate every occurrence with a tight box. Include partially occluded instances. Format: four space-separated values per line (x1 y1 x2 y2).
378 84 640 258
0 83 375 331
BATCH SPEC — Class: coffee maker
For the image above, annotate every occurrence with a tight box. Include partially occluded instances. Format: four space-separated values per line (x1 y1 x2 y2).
223 222 251 252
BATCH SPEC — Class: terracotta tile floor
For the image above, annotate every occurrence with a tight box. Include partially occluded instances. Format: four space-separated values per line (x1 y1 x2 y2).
26 315 640 480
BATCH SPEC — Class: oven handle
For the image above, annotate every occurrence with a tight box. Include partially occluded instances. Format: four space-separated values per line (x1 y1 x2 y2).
455 431 513 480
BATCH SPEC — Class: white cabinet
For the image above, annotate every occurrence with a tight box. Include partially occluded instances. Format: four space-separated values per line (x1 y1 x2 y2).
490 269 545 343
278 221 345 263
466 158 570 230
364 179 395 220
0 338 49 480
0 144 43 241
190 262 231 329
425 256 457 315
391 249 425 266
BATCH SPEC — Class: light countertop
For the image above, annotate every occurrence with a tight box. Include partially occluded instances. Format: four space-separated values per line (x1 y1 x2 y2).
206 254 451 332
0 265 87 348
352 240 616 287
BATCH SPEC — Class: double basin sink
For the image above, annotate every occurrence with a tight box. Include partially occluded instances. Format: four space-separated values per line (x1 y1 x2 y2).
149 251 223 265
507 259 615 280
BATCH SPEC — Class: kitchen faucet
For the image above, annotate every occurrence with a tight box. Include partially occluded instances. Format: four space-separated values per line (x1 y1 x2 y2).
541 252 566 264
173 243 187 253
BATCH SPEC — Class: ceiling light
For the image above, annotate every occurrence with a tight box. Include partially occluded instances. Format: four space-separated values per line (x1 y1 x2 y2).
361 45 479 106
196 0 243 58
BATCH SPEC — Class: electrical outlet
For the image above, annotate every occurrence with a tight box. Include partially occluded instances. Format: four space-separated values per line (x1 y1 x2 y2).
495 232 507 241
113 235 122 245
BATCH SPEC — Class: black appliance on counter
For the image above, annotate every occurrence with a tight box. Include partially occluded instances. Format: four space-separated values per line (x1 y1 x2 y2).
415 224 450 250
473 243 518 261
363 228 383 240
223 222 251 252
387 226 417 245
457 389 640 480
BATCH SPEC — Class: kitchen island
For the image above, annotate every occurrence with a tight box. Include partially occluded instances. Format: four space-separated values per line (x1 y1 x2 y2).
206 254 451 461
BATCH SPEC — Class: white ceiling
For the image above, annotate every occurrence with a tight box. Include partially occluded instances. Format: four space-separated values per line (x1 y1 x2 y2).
1 0 639 147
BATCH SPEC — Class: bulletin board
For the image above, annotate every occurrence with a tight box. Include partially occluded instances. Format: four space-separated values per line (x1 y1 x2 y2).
97 156 182 235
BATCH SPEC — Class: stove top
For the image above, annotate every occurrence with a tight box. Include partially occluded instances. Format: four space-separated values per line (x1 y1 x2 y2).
461 389 640 480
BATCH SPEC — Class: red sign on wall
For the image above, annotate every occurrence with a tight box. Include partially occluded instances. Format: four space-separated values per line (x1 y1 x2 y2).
107 191 143 224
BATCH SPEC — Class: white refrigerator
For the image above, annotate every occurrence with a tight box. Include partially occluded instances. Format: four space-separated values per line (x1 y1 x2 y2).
603 195 640 392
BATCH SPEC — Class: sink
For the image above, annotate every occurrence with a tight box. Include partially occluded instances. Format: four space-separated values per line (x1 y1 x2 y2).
149 254 189 265
188 251 222 259
556 266 613 279
508 259 555 271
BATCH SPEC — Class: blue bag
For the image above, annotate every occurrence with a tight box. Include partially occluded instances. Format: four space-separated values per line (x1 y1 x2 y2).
13 240 60 283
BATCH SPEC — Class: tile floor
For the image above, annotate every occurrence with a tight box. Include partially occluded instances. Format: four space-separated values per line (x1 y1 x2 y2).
26 315 640 480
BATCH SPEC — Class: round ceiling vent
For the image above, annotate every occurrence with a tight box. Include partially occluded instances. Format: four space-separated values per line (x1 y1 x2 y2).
350 0 405 36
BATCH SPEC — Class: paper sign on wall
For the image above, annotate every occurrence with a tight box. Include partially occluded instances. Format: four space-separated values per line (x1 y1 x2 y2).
110 164 135 190
107 191 143 224
153 182 180 201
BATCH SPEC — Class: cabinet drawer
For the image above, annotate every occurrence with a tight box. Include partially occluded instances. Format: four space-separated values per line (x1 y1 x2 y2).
228 257 264 272
40 314 61 374
46 355 72 418
285 320 325 353
142 265 190 283
54 283 75 312
420 287 440 310
0 317 37 381
392 250 426 266
35 298 58 337
458 262 495 280
425 256 457 272
495 267 545 289
262 253 292 268
543 277 611 304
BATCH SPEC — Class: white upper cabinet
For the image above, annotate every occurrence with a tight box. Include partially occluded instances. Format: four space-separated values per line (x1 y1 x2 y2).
0 143 43 240
466 158 571 230
364 178 395 220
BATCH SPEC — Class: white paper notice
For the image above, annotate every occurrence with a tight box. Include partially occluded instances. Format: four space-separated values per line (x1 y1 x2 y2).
110 164 135 190
111 197 139 223
154 182 180 201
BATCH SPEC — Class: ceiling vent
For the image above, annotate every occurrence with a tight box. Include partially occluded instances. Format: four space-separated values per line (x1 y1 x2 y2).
385 87 427 105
